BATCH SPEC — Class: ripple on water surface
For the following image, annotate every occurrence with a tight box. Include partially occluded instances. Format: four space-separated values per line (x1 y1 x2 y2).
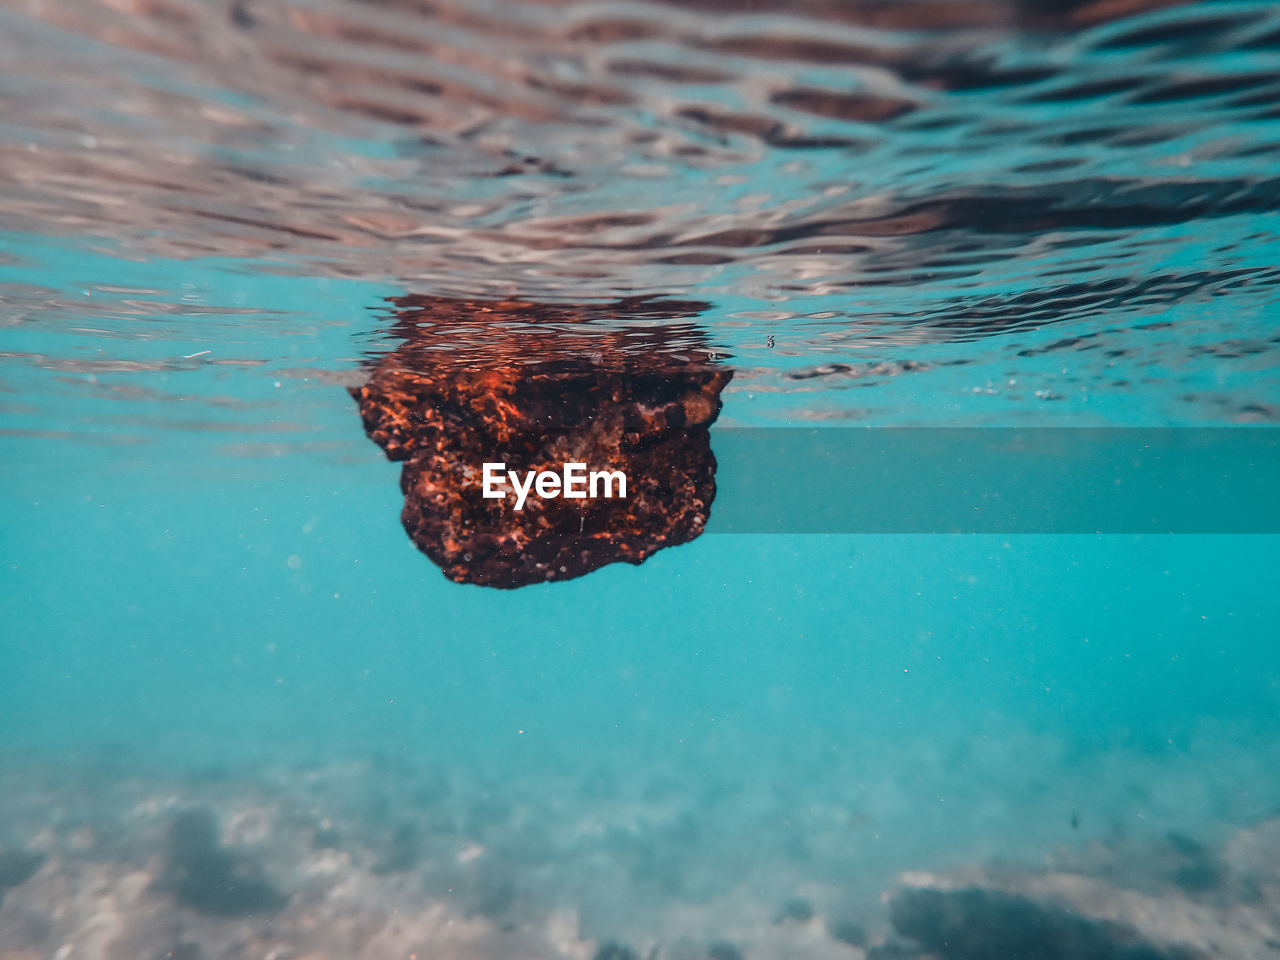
1 0 1279 442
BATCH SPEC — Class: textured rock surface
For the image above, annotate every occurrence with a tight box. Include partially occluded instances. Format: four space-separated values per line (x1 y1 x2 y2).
888 886 1203 960
351 296 731 588
878 821 1280 960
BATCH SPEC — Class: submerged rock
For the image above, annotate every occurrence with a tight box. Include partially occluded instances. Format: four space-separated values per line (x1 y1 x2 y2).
351 295 731 588
774 896 815 924
828 917 867 947
157 808 286 917
866 813 1280 959
0 848 45 905
707 940 744 960
890 886 1202 960
592 940 640 960
1164 831 1228 894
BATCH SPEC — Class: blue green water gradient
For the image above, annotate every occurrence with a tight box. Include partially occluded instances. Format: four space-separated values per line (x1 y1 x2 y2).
3 240 1279 890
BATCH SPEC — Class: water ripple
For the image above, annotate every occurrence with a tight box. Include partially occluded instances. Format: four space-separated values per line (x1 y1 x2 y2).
1 0 1278 427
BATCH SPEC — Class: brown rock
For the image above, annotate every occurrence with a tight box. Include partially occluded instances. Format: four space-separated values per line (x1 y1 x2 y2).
351 296 731 588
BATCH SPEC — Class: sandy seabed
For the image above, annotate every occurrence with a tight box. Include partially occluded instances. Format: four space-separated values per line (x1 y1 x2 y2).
2 734 1280 960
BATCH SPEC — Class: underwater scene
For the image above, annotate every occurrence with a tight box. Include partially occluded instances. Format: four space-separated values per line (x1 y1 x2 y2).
3 0 1280 957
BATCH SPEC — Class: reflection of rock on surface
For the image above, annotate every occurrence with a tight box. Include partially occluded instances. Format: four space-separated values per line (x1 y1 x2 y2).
351 296 731 588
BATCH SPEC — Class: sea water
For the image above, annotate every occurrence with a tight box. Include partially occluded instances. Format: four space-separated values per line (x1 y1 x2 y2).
2 1 1280 957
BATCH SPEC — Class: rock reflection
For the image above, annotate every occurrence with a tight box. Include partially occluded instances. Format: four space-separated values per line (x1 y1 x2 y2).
351 296 731 588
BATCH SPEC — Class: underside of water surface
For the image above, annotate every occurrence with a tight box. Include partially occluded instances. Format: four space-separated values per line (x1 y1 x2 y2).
2 0 1280 958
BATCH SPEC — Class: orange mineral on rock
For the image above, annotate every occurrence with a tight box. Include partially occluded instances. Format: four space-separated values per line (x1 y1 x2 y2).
351 295 731 588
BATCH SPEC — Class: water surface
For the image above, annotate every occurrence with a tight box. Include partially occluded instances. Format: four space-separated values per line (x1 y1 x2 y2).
2 1 1280 957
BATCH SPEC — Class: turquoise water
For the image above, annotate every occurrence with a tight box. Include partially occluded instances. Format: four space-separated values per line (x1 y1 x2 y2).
3 1 1280 956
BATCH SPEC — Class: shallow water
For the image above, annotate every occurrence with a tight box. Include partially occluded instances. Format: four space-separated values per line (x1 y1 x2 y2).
2 1 1280 958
